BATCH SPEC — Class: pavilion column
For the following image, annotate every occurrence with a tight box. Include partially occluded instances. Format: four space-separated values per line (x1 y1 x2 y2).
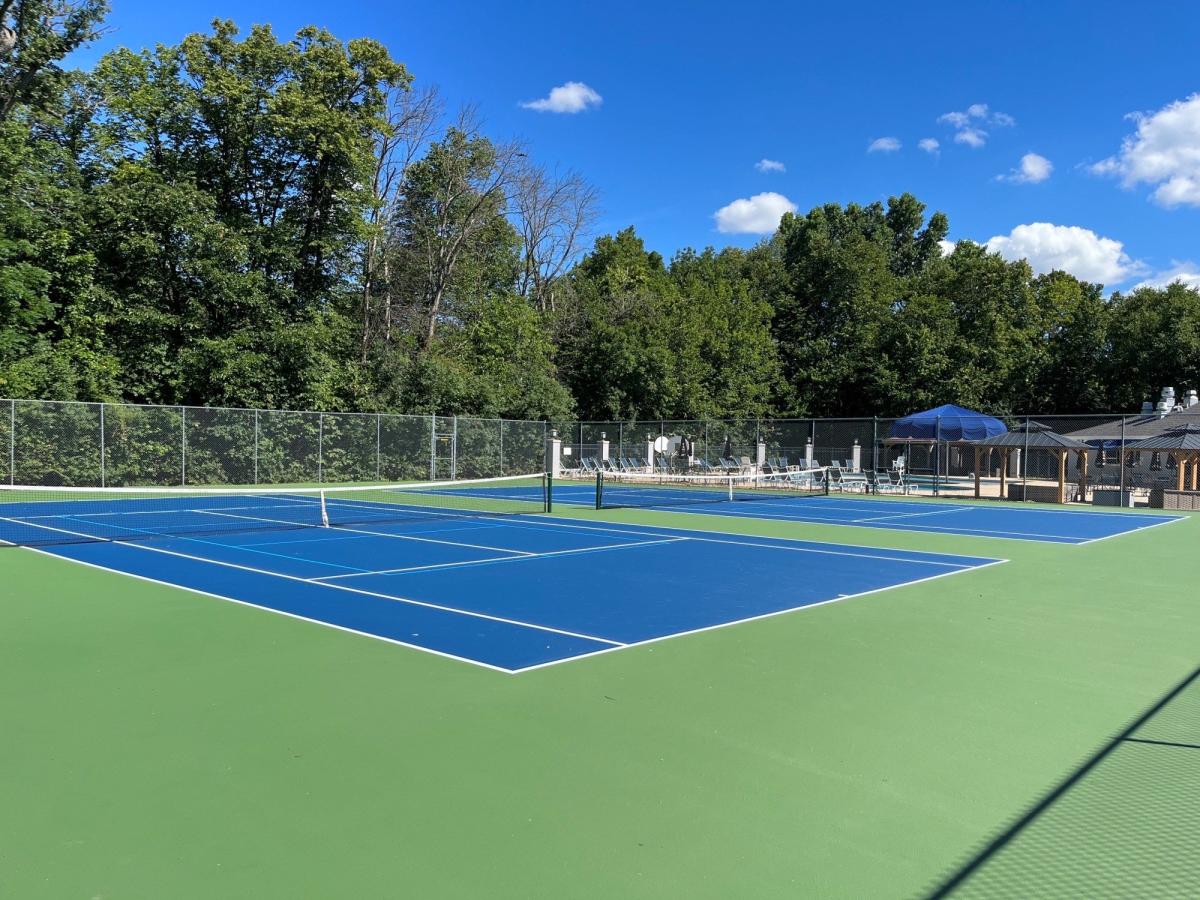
999 449 1008 499
1079 450 1089 500
1178 456 1187 492
1057 450 1067 504
1192 453 1199 491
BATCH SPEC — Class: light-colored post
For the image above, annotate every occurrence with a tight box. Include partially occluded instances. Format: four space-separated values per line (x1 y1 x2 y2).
545 429 563 478
805 438 814 468
646 435 656 472
756 437 767 470
599 432 610 464
974 446 981 498
851 440 861 473
99 403 106 488
1058 450 1067 503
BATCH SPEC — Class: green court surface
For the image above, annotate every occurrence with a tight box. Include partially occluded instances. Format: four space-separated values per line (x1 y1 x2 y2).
3 503 1198 898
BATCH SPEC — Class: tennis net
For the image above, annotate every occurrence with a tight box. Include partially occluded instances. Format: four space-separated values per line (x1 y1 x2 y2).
0 473 550 547
596 468 828 510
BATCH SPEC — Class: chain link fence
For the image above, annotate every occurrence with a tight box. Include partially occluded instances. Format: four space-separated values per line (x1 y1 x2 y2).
562 409 1200 505
2 399 547 488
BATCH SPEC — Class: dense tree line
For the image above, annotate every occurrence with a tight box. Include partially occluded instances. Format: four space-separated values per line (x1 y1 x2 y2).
1 8 1197 421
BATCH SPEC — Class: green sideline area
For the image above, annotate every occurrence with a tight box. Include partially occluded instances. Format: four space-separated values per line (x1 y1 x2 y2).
3 505 1199 898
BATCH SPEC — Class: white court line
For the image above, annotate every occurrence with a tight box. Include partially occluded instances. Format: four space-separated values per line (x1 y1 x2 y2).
20 546 520 675
1076 514 1187 544
490 515 992 567
631 504 1088 543
311 537 688 581
513 557 1011 673
198 509 537 557
852 506 975 523
2 515 624 648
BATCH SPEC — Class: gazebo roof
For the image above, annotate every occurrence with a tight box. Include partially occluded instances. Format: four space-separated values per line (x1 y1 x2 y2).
972 421 1089 450
1126 424 1200 451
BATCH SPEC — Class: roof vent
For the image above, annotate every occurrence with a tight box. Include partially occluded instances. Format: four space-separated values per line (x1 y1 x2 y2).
1141 401 1154 414
1187 390 1199 408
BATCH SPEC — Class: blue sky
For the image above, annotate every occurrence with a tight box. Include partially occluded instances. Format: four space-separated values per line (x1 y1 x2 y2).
77 0 1200 290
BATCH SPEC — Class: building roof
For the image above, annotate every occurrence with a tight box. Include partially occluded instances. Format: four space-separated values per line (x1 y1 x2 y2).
1066 404 1200 441
973 421 1089 450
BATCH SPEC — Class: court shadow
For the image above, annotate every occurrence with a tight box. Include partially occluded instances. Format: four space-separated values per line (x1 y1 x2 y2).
925 664 1200 897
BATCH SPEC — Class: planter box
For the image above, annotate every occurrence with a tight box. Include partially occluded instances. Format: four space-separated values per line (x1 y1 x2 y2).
1092 490 1136 508
1006 483 1065 504
1151 489 1200 510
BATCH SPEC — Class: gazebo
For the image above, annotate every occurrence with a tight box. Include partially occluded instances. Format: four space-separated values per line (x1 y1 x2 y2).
1126 424 1200 507
971 421 1090 503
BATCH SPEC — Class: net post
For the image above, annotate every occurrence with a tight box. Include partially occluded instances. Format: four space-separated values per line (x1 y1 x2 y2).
319 489 330 527
99 402 106 488
595 471 603 510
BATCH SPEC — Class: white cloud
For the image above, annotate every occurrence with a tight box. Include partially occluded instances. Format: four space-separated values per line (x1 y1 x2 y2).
985 222 1144 284
713 192 797 234
755 158 786 173
938 239 957 257
918 137 940 154
954 127 988 148
938 103 1014 147
520 81 602 114
999 152 1053 184
868 136 901 153
1091 94 1200 207
1133 261 1200 291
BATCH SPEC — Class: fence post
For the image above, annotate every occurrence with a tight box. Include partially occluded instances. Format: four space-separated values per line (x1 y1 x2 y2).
499 420 505 476
9 399 15 485
254 409 260 485
872 417 879 471
451 416 458 480
429 415 436 480
1119 416 1126 500
934 415 941 496
99 403 106 488
1022 415 1031 501
181 406 187 486
317 413 324 484
376 413 382 481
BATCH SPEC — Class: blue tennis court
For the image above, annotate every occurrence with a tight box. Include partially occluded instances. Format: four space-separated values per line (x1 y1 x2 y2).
549 480 1183 544
5 487 1002 672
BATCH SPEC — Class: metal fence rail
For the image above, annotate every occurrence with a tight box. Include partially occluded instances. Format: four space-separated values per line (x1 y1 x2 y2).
3 399 547 488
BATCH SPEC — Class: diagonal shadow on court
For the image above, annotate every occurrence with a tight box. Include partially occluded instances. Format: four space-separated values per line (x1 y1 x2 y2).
925 664 1200 898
